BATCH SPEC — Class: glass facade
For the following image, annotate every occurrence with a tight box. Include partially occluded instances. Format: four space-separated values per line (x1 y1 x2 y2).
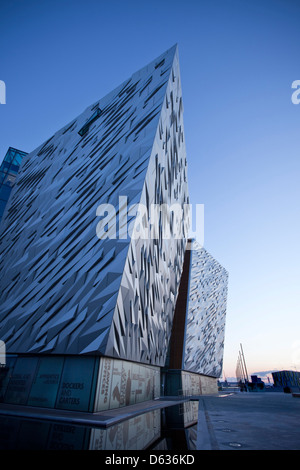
0 354 160 413
0 147 27 222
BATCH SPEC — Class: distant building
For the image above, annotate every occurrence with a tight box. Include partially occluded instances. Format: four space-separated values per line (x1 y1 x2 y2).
0 147 27 222
272 370 300 392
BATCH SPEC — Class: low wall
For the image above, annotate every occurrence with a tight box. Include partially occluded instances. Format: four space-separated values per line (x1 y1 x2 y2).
164 369 218 396
0 354 160 413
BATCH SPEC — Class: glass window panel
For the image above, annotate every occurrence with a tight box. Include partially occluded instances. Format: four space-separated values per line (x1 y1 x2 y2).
3 357 39 405
1 161 11 171
27 356 64 408
6 148 18 164
0 185 12 200
55 356 97 412
12 153 25 166
9 163 20 173
4 174 16 187
0 200 8 217
0 171 6 184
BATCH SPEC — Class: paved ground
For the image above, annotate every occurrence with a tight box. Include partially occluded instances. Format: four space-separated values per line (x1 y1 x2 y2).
197 392 300 450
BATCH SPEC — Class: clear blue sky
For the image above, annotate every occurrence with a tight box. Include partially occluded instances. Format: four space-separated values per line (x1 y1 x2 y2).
1 0 300 380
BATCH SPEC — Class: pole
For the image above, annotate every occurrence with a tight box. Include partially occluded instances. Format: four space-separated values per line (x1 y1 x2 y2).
240 343 249 382
239 351 246 382
235 357 240 382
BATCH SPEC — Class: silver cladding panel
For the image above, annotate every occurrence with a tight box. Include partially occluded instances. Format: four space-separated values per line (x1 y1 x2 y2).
0 45 189 365
183 241 228 377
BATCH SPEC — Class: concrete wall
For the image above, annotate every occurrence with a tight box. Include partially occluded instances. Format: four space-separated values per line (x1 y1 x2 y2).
94 357 160 411
164 369 218 396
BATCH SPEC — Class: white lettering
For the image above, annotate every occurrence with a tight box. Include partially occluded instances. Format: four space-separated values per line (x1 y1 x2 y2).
96 203 116 239
291 80 300 104
105 455 140 467
0 80 6 104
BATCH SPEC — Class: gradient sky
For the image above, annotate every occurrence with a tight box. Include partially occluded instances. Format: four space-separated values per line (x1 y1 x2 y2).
1 0 300 380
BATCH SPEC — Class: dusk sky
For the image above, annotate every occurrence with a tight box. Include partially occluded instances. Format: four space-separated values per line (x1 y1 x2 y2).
1 0 300 381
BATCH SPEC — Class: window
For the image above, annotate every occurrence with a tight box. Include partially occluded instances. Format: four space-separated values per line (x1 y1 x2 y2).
78 108 102 137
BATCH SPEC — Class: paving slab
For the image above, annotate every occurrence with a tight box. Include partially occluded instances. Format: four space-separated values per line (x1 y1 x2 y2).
196 392 300 450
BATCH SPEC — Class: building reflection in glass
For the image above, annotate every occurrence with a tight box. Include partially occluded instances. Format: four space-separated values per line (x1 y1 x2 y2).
0 400 199 450
150 400 199 451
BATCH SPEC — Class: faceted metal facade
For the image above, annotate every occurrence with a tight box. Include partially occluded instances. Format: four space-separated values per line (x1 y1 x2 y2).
182 240 228 378
0 45 189 366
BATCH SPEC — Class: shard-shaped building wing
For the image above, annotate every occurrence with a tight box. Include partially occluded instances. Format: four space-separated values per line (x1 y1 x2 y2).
182 240 228 377
165 239 228 396
0 47 228 412
0 45 189 365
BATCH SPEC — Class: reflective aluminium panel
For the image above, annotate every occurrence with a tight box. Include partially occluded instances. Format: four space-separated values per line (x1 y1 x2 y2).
0 45 189 367
182 240 229 378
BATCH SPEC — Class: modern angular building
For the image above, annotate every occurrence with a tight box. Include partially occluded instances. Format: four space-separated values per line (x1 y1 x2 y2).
0 45 228 413
272 370 300 392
